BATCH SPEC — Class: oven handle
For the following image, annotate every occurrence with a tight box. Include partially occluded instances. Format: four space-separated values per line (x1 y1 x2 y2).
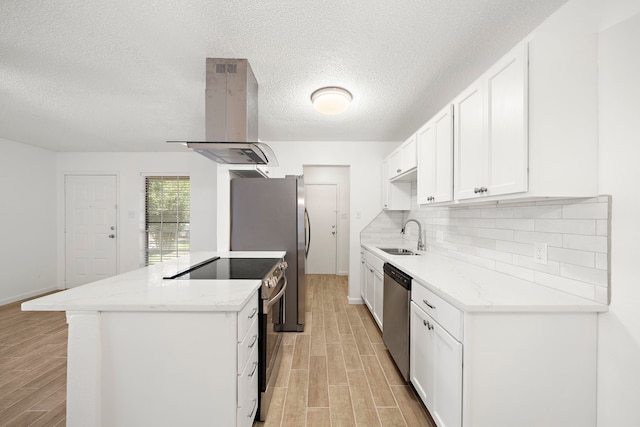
266 275 288 309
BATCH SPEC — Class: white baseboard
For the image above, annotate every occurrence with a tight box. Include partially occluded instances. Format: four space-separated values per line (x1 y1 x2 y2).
348 296 364 304
0 286 62 307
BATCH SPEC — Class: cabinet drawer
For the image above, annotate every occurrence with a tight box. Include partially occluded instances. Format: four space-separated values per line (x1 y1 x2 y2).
238 315 258 374
238 293 259 343
412 282 463 341
365 250 384 274
237 343 259 426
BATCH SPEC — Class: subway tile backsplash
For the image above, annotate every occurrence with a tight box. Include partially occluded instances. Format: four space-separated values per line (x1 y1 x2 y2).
361 188 611 304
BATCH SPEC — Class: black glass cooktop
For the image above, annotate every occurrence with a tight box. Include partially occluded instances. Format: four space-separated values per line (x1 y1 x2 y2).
170 257 281 280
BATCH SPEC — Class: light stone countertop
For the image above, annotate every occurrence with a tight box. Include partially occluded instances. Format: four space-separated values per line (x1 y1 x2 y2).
21 251 285 313
362 243 608 313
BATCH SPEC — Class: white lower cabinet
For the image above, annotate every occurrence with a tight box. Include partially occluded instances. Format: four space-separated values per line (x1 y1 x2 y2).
65 292 260 427
362 247 384 330
410 282 598 427
411 303 462 427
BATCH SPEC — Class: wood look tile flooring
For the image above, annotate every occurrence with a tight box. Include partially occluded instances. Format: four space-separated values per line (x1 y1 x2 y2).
257 274 435 427
0 275 434 427
0 296 67 427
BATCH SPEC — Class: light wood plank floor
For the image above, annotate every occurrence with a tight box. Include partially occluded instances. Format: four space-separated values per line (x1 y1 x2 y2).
0 296 67 427
0 275 435 427
257 274 435 427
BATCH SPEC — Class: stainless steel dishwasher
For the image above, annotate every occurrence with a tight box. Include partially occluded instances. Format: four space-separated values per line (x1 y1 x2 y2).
382 262 412 381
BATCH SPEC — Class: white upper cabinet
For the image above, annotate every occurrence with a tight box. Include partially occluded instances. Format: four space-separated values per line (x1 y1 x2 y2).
454 42 528 201
417 105 454 204
388 134 417 181
382 158 411 210
451 32 598 203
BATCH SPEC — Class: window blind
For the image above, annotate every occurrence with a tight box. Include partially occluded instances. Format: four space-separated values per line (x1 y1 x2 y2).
145 176 190 265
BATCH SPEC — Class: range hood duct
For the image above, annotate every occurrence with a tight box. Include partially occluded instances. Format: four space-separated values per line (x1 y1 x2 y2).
179 58 278 167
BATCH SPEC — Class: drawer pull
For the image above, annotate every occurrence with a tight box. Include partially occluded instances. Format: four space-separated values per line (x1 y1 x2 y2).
248 334 258 349
423 299 436 310
248 398 257 418
248 361 258 378
423 319 434 330
248 307 258 319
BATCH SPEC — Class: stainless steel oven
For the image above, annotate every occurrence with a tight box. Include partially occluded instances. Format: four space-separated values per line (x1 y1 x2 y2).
260 269 286 420
165 256 288 422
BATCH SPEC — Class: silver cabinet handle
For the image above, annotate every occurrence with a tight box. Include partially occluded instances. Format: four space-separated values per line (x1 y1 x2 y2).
428 322 434 331
108 234 116 238
423 319 427 326
397 168 402 173
249 361 258 377
248 334 258 349
248 307 258 319
423 299 436 310
248 398 257 418
474 187 488 194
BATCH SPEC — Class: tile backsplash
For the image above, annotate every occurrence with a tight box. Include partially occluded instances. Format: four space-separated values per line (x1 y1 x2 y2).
361 187 611 304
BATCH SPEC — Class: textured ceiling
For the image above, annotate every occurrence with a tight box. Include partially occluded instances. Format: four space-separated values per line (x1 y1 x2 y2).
0 0 567 152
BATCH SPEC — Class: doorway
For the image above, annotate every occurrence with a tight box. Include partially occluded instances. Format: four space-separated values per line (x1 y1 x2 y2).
64 175 118 288
305 184 338 274
303 165 350 276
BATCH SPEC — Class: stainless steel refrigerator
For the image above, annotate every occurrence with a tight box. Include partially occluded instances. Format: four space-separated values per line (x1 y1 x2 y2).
230 176 307 331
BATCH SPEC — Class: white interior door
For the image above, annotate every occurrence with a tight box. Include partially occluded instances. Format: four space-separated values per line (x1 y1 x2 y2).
65 175 118 288
305 184 337 274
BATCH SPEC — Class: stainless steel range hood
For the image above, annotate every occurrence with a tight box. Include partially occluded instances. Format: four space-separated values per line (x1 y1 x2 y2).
176 58 278 169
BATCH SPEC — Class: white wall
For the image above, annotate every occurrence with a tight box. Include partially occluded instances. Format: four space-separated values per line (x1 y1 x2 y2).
0 139 57 304
596 7 640 425
267 141 396 301
56 152 218 286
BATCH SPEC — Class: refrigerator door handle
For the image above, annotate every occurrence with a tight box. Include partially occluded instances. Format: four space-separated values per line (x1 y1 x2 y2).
304 208 311 258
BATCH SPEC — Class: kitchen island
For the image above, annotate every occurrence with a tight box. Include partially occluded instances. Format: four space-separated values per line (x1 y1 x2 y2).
22 251 285 427
362 243 608 427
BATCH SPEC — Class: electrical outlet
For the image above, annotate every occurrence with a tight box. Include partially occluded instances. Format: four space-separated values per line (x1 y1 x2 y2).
436 231 444 243
533 242 548 265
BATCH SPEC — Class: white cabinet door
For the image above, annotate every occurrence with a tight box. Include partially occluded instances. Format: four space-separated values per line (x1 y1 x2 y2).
382 159 411 211
455 43 528 201
360 251 367 301
417 121 436 205
401 134 417 172
411 302 436 406
485 42 528 196
364 262 374 311
432 317 463 427
381 160 390 210
417 105 453 204
454 81 486 200
388 150 403 179
373 269 384 329
411 302 462 427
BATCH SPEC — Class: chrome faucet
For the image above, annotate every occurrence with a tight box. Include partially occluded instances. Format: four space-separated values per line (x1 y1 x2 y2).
401 219 425 251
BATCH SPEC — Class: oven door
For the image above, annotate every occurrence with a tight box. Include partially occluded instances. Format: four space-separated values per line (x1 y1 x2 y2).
258 275 287 421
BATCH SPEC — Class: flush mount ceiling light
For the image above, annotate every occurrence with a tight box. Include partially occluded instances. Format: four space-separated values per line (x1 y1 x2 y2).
310 86 352 115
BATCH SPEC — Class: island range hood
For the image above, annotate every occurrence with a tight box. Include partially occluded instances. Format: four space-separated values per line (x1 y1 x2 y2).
176 58 278 169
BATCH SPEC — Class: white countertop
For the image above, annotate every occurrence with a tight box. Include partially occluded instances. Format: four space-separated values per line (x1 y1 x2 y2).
21 251 286 313
362 243 607 313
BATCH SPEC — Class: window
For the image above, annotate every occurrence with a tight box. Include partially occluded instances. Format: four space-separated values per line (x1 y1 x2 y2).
144 176 190 265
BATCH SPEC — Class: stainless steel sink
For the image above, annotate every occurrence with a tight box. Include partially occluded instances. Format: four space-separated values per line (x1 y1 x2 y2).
378 247 419 256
